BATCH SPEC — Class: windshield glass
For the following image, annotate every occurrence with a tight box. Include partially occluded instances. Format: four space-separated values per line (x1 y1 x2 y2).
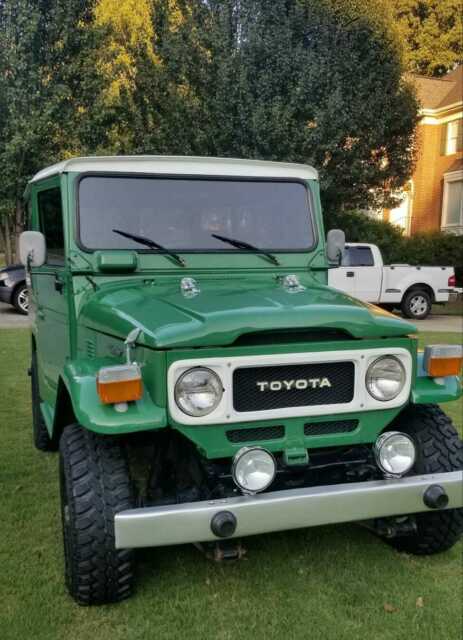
78 176 315 251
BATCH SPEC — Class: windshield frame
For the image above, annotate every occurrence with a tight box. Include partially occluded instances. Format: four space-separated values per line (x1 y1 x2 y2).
75 172 318 255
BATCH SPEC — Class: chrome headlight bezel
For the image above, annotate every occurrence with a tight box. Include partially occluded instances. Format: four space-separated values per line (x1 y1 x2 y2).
366 355 406 402
232 446 277 494
374 431 416 477
174 367 223 417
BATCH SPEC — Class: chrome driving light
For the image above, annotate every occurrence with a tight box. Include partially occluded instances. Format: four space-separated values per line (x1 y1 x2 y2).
174 367 223 417
366 355 406 401
374 431 416 477
232 447 276 494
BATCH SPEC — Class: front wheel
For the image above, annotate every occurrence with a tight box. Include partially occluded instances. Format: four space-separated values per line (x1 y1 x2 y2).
13 283 29 315
401 289 432 320
59 424 136 605
387 404 463 555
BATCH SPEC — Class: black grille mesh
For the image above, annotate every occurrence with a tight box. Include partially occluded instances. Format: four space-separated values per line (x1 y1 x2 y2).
304 420 359 436
226 425 285 443
233 361 354 412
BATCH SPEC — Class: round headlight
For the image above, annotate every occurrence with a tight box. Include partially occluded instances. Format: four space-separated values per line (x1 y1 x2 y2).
175 367 223 417
232 447 276 494
374 431 416 477
366 356 406 401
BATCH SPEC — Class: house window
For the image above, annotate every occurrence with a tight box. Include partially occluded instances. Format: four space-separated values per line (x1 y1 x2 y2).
442 119 463 155
442 171 463 234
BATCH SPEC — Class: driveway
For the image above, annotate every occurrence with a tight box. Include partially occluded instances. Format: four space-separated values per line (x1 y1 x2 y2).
411 314 462 333
0 301 30 328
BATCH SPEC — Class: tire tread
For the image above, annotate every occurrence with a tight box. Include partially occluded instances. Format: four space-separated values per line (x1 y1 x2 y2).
60 424 135 605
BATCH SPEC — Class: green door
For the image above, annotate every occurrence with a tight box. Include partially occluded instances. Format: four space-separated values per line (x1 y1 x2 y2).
31 179 70 411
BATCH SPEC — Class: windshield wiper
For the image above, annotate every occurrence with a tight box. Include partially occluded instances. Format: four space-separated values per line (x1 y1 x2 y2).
211 234 280 266
112 229 186 267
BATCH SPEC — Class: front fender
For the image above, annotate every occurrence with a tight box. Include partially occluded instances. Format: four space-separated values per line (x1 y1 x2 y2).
62 359 167 435
411 352 462 404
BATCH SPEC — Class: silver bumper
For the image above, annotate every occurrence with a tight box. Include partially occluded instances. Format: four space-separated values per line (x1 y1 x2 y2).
115 471 463 549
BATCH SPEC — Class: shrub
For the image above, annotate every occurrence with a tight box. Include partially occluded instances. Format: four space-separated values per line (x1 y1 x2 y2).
324 210 463 285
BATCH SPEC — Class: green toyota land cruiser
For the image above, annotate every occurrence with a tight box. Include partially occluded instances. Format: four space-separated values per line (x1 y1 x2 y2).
20 156 462 605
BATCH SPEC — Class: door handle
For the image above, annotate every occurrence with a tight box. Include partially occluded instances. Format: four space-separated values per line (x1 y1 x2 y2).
37 308 45 319
346 271 355 277
54 275 64 293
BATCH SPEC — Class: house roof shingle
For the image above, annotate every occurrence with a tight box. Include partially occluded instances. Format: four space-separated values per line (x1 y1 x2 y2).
412 66 462 111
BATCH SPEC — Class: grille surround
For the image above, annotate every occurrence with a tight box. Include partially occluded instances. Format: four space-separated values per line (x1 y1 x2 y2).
233 361 354 413
167 348 412 426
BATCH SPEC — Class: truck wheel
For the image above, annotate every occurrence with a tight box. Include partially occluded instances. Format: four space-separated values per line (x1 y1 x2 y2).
13 283 29 314
31 350 57 451
387 404 463 555
401 289 432 320
59 424 135 605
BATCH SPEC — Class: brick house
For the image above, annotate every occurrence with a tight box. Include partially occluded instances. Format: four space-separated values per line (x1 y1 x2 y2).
385 66 462 235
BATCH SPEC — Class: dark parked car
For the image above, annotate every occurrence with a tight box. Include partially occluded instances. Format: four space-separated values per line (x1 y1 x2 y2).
0 264 28 314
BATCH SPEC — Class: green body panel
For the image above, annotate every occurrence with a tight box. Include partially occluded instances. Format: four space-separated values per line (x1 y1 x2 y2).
412 352 462 404
77 276 417 349
24 168 461 459
60 360 166 436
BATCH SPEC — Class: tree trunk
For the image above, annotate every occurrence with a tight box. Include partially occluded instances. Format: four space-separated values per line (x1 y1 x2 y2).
2 217 13 265
14 198 24 262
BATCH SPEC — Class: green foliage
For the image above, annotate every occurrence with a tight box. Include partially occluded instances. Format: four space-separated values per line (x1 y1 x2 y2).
325 209 463 284
390 0 463 76
0 0 108 259
405 231 463 285
324 209 406 263
126 0 418 212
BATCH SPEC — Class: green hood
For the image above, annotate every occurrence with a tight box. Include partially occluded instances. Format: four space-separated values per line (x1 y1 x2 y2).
79 278 416 349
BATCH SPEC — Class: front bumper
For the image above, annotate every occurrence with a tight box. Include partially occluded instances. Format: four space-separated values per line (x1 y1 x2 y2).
115 471 463 549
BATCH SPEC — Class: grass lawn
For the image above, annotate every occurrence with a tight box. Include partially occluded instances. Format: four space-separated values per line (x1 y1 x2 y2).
0 329 461 640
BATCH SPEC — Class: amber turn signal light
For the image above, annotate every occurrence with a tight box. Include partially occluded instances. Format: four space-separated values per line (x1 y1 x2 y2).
424 345 463 378
97 364 143 404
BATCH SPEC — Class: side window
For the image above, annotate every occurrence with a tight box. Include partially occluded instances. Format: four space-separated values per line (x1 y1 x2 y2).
37 187 65 265
342 246 374 267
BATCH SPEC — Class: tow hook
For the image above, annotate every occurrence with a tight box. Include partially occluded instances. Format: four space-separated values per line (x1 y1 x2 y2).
194 540 247 562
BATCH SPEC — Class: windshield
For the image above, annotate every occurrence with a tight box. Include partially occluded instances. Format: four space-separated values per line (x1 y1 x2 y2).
78 176 315 252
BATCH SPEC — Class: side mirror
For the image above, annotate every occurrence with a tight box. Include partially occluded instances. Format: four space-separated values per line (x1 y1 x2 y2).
19 231 46 268
326 229 345 265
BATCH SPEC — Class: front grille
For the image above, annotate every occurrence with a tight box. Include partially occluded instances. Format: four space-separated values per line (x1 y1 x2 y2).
233 361 355 412
226 425 285 443
304 420 359 436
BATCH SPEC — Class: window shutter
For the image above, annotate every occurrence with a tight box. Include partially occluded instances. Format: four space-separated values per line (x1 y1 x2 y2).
440 123 448 155
456 119 463 152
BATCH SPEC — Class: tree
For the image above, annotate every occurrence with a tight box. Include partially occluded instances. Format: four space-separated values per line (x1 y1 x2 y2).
0 0 107 262
126 0 418 212
390 0 463 76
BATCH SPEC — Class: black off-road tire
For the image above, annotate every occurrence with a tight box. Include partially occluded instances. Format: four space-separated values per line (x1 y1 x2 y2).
59 423 136 605
31 350 57 451
13 283 29 314
388 404 463 555
401 289 432 320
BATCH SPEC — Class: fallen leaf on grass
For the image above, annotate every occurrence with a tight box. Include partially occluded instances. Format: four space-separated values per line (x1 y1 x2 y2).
384 603 398 613
416 597 424 608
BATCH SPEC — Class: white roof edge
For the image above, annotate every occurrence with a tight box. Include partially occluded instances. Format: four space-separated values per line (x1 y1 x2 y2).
29 155 318 183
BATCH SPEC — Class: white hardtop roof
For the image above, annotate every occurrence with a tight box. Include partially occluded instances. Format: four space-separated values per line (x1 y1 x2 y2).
30 155 318 183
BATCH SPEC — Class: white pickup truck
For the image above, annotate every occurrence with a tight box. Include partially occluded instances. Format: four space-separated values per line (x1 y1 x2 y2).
328 243 456 319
